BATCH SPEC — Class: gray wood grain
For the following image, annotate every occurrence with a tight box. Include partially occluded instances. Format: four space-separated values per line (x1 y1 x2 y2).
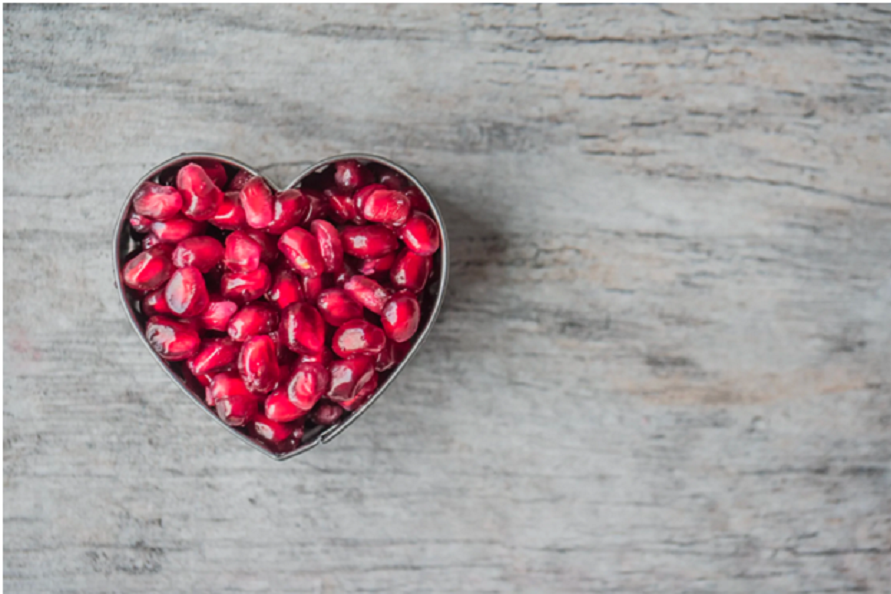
4 4 891 592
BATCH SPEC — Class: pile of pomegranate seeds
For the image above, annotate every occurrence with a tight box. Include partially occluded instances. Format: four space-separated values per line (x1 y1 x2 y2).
122 158 441 454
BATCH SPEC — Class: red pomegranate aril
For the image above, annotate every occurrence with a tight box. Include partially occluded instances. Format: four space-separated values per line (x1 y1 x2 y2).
343 275 391 314
129 212 155 234
317 288 363 326
341 371 378 411
122 246 175 291
187 337 240 377
340 225 399 259
240 176 275 229
287 361 330 410
227 169 253 192
390 249 432 292
142 288 172 316
142 234 162 250
401 212 440 256
353 183 387 216
220 265 272 303
227 303 279 341
362 189 411 226
326 189 360 224
244 229 279 264
172 236 224 272
280 303 326 355
238 335 280 394
266 189 310 235
195 160 228 189
287 420 305 445
404 187 431 214
267 266 304 309
249 414 291 443
145 315 201 361
216 391 258 427
299 188 329 225
310 220 344 273
374 339 398 372
360 253 396 276
328 356 376 402
268 330 294 365
311 401 345 426
223 230 261 272
278 227 325 278
379 170 407 191
189 368 216 388
301 274 331 302
165 266 209 318
176 163 224 221
299 348 333 367
151 217 206 243
265 387 309 423
132 182 183 221
206 372 253 406
334 259 358 286
210 193 248 230
334 159 370 192
381 292 421 343
198 295 239 332
332 319 387 358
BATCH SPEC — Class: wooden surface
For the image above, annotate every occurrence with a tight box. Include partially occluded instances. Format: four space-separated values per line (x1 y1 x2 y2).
5 4 891 592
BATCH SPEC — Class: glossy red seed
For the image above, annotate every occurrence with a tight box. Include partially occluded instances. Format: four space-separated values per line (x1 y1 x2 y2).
311 401 345 425
334 259 358 286
400 212 440 256
317 288 363 326
332 319 387 358
390 248 432 292
381 292 421 343
379 170 407 191
142 233 162 250
404 187 431 214
122 246 175 291
334 159 370 192
244 229 279 264
227 303 278 341
268 330 295 368
132 182 183 221
210 192 248 230
279 303 326 355
301 273 333 302
223 230 261 272
359 253 396 276
198 295 239 332
287 420 305 445
264 387 309 423
374 339 398 372
298 348 333 367
240 176 275 229
362 189 411 226
301 188 331 225
216 391 258 426
195 160 228 189
187 338 240 377
145 315 201 361
176 163 224 221
353 183 387 216
340 225 399 259
142 288 172 316
165 266 209 317
249 414 292 443
326 189 360 224
328 356 376 402
129 212 155 233
267 266 304 309
189 368 216 388
220 264 271 303
150 217 206 243
343 275 391 314
238 335 280 394
341 371 378 411
227 169 253 192
206 372 253 406
172 236 224 272
278 227 325 278
310 220 344 273
287 362 330 411
266 189 310 235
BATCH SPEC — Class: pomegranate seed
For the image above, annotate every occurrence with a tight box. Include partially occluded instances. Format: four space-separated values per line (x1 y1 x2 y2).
341 371 378 411
302 273 333 302
334 159 370 192
361 189 411 226
328 356 375 402
223 230 262 272
374 340 398 371
195 160 228 189
288 420 305 445
187 337 240 376
145 315 201 360
299 348 333 367
198 295 238 332
334 259 358 286
206 372 252 406
280 303 326 355
176 163 224 221
172 236 224 272
132 182 183 221
404 187 431 214
311 401 345 426
381 292 421 343
151 217 206 243
249 414 292 444
332 319 387 358
317 288 363 326
278 227 325 278
390 248 431 292
216 391 259 426
343 275 391 314
129 212 154 233
301 188 331 224
266 189 310 235
165 266 210 318
188 367 216 388
220 264 271 303
227 303 278 341
353 183 387 216
142 288 172 316
378 170 407 191
210 192 248 230
142 234 162 250
267 266 304 309
238 335 280 394
326 189 360 224
244 229 279 264
310 220 343 273
359 253 396 276
287 362 330 411
265 386 309 423
240 176 275 229
122 246 174 291
340 225 399 259
400 212 440 256
227 169 253 192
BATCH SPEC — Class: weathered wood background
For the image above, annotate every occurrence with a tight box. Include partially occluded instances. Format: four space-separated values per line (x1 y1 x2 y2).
5 4 891 592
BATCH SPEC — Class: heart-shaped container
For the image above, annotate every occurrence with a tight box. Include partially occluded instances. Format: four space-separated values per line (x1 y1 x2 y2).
113 153 449 460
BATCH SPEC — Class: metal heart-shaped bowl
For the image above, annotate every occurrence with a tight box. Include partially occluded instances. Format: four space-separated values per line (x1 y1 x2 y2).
113 153 449 460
